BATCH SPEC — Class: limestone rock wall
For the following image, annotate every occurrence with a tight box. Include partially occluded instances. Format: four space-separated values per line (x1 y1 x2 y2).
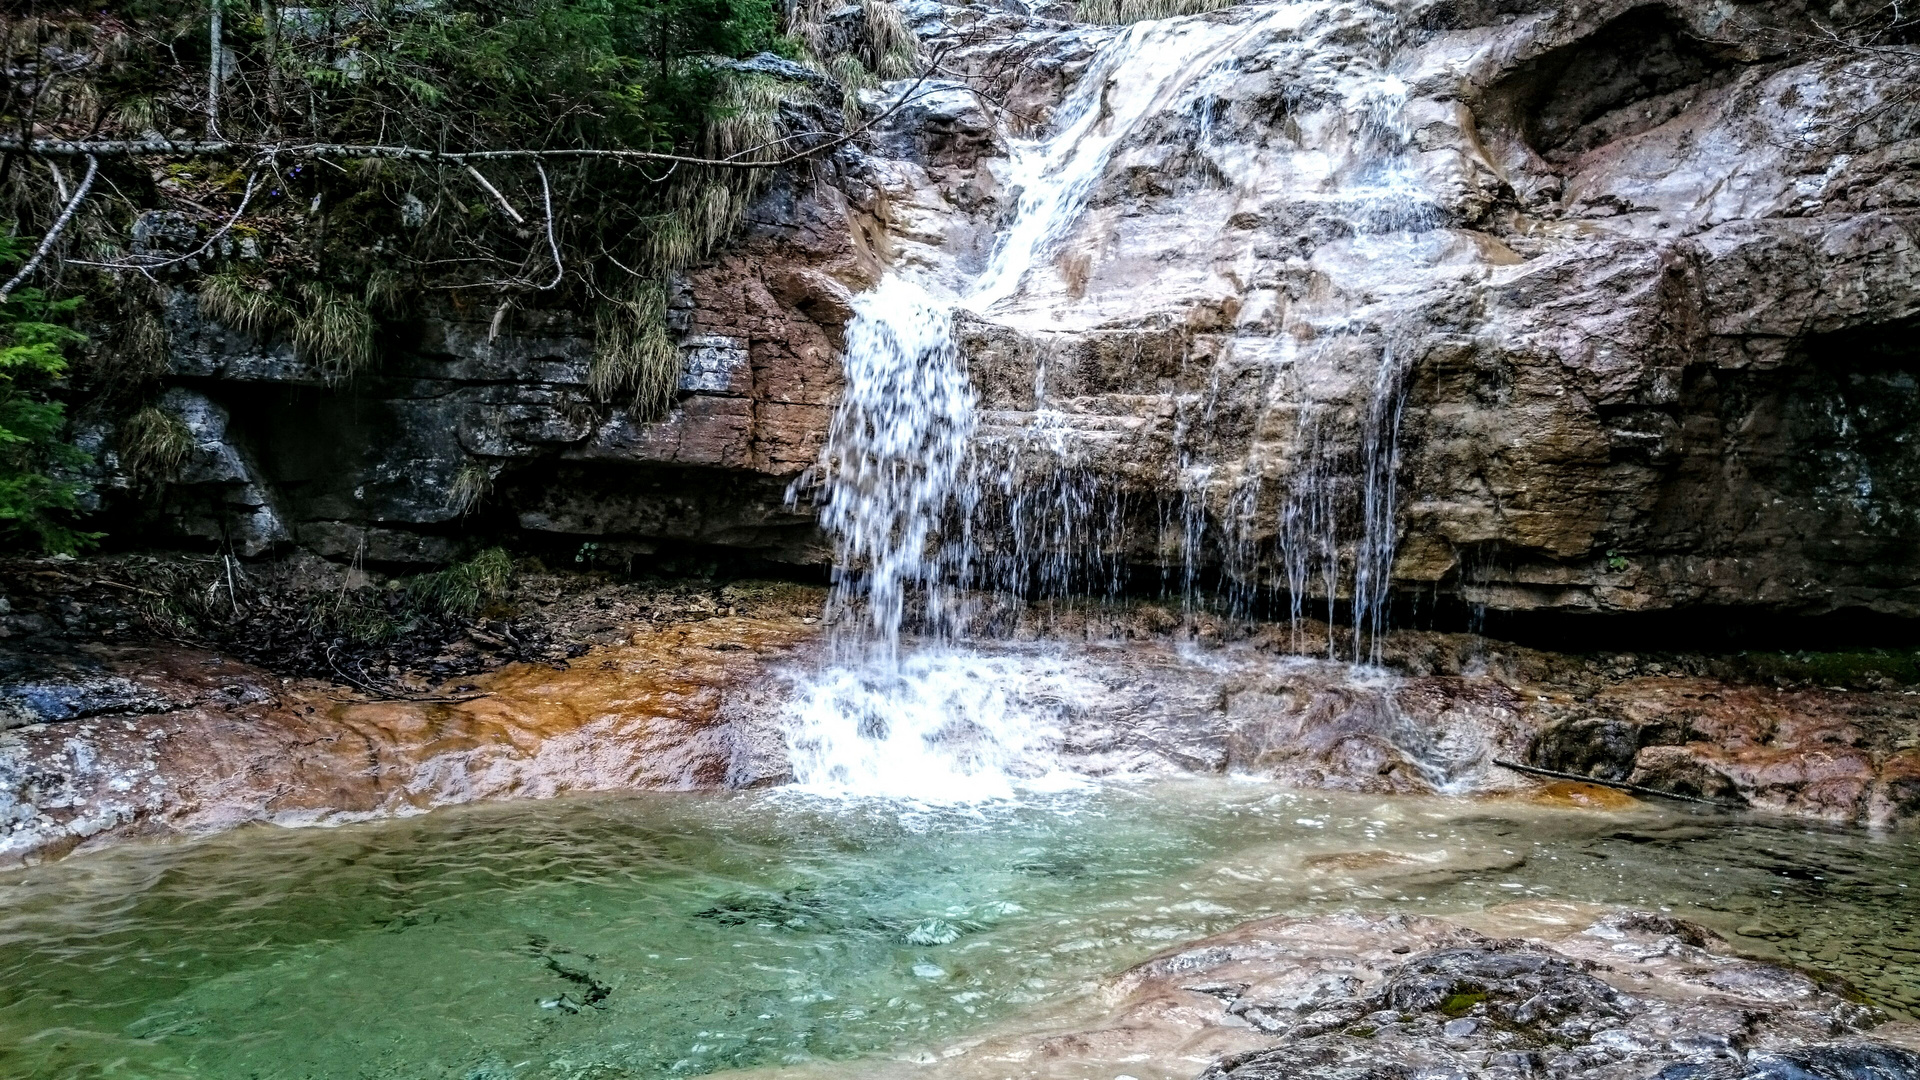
123 0 1920 626
121 154 882 568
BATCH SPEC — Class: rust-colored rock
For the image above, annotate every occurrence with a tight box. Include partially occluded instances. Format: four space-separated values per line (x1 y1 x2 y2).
0 617 819 867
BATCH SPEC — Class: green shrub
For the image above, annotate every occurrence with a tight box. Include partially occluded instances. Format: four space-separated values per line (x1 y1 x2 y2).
0 233 95 553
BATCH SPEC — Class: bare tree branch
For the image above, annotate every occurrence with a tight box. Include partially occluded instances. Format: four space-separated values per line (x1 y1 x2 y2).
0 153 97 304
0 57 953 172
466 164 525 223
0 131 829 169
207 0 223 138
535 163 562 290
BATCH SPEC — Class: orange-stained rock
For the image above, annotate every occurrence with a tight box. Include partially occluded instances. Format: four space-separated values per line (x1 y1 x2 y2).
1525 780 1642 811
0 617 821 867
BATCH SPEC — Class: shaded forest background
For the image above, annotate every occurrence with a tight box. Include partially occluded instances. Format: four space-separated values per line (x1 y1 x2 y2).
0 0 919 553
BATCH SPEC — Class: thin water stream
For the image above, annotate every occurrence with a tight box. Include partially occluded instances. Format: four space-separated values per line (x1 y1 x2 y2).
1 782 1916 1079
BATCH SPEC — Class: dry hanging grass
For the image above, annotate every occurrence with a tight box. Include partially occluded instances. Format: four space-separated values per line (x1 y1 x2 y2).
1076 0 1234 24
861 0 922 79
292 283 377 382
590 283 679 420
198 273 293 339
118 404 193 482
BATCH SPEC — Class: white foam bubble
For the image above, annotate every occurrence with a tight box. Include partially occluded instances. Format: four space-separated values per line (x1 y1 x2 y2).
783 649 1096 803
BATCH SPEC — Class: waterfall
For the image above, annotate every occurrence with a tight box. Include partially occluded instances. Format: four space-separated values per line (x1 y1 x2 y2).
799 6 1295 650
810 277 978 663
786 0 1437 797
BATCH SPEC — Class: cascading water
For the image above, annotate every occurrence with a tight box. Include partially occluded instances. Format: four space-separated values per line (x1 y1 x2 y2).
809 277 977 662
786 0 1444 797
966 13 1291 314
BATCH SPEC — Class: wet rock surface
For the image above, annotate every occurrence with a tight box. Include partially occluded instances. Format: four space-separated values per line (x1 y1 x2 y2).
8 617 1920 868
87 0 1920 633
0 616 817 867
1193 910 1919 1080
832 908 1920 1080
5 557 1920 867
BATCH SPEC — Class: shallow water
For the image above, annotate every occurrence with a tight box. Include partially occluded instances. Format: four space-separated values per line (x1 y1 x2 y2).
1 781 1916 1080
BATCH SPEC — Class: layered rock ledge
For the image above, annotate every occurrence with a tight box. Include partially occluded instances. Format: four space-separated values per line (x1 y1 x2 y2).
0 618 810 866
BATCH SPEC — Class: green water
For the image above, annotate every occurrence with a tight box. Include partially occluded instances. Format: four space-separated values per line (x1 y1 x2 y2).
2 781 1916 1080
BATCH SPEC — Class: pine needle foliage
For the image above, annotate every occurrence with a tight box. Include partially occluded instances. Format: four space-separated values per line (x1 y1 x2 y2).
0 233 95 553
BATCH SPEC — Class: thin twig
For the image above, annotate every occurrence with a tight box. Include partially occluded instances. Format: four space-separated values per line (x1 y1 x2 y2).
44 159 68 202
67 170 261 271
327 693 492 705
0 153 97 304
465 164 525 223
1491 759 1741 808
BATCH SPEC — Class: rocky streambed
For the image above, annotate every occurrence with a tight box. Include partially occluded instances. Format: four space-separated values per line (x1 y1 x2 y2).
750 907 1920 1080
6 558 1920 868
4 558 1920 1079
3 776 1917 1079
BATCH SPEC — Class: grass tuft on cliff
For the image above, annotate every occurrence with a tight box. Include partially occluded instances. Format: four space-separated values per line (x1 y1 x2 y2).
1075 0 1234 23
118 404 193 483
591 282 680 415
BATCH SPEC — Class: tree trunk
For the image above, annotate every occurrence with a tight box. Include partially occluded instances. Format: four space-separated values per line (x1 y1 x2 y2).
207 0 222 138
263 0 283 132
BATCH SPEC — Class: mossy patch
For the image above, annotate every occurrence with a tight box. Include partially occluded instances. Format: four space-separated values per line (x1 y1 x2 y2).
1736 649 1920 688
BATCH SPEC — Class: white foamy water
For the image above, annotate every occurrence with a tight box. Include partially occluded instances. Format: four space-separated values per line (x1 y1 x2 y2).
809 277 978 660
783 651 1094 801
801 10 1296 660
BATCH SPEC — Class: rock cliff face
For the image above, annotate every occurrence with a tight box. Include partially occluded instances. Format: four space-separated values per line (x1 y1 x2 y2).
128 163 876 568
130 0 1920 628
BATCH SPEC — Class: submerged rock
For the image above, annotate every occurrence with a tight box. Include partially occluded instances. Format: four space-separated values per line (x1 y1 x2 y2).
1213 907 1920 1078
854 907 1920 1080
